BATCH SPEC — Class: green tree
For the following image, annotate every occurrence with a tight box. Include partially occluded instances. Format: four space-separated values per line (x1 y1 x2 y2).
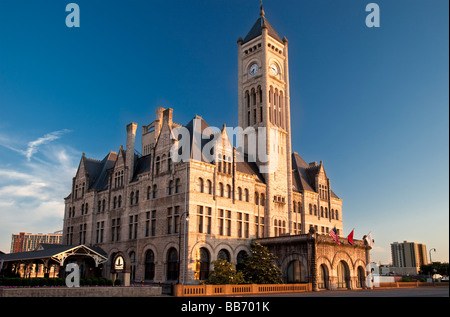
205 259 245 285
240 242 283 284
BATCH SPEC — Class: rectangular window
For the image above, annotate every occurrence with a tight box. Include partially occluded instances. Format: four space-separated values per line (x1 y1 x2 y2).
174 206 180 234
206 207 212 234
218 209 224 236
145 212 150 237
167 207 173 234
244 214 249 238
151 210 156 236
96 221 104 243
129 215 138 240
237 212 243 238
197 205 204 233
226 210 231 236
112 218 121 242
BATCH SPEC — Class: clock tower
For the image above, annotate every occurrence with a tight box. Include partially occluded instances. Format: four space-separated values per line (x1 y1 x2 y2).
237 4 293 237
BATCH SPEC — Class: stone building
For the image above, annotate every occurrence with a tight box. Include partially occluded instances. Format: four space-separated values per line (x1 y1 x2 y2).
61 5 370 289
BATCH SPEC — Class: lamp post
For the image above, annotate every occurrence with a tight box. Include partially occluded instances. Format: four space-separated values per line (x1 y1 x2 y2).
177 211 189 285
429 248 436 286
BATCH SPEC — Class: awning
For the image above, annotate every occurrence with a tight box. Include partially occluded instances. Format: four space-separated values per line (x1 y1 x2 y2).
0 244 108 267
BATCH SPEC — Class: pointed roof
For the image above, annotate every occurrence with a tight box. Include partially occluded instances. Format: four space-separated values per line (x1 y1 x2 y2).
242 6 283 44
291 152 340 199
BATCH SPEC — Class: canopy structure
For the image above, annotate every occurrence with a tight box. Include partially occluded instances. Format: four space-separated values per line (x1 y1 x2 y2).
0 244 108 278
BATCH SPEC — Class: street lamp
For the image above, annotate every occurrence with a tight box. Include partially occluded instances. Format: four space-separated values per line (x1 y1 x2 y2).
177 211 189 285
429 248 436 286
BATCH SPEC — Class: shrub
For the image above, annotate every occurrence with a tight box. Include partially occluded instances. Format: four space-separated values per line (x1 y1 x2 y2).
205 259 246 285
401 277 412 282
114 279 122 286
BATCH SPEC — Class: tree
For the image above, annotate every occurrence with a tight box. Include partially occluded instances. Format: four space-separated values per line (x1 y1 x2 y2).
205 259 245 285
240 242 283 284
420 262 449 276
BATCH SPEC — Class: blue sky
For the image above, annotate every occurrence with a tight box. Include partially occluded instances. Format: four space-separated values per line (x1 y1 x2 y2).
0 0 448 263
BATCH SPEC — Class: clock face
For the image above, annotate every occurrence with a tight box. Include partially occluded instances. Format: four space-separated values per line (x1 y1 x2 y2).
249 63 259 76
270 64 279 76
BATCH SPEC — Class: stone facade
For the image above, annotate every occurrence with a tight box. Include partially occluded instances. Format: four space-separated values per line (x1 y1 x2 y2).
62 6 359 288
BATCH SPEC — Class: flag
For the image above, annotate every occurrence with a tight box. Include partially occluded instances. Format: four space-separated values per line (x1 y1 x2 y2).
347 229 354 245
329 226 340 245
365 232 374 248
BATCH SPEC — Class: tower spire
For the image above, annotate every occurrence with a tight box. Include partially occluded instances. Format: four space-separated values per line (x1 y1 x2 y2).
260 0 265 17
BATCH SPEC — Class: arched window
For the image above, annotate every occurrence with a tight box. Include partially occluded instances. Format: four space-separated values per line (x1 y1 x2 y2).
147 186 151 200
196 248 210 280
238 187 242 201
152 184 157 199
135 191 139 204
166 248 179 281
145 250 155 280
331 209 335 219
155 156 160 174
255 192 259 205
175 178 181 193
217 249 231 263
335 210 339 220
226 184 231 199
260 193 265 206
321 206 324 217
244 188 249 202
246 91 250 108
168 180 174 195
314 205 317 216
130 192 134 205
129 251 136 281
252 88 256 106
97 200 101 213
309 204 312 215
218 183 224 197
168 152 172 171
236 251 248 272
113 196 117 209
206 180 212 195
118 195 122 208
197 178 204 193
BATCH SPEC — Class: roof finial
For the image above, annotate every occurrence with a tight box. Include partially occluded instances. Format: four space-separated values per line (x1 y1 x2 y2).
260 0 265 17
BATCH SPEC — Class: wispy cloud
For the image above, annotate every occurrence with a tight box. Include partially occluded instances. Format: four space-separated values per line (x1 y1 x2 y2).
0 130 78 252
1 129 71 161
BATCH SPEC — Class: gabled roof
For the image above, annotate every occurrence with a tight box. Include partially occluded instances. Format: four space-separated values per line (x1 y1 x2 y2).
131 154 151 182
0 244 107 266
292 152 339 199
243 16 283 44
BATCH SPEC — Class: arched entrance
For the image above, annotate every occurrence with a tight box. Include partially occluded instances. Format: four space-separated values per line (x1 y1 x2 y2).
318 264 329 289
357 266 366 288
286 260 307 283
337 261 350 289
195 248 210 281
166 248 179 281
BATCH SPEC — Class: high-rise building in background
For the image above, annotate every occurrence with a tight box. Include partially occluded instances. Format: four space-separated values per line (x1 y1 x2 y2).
390 241 428 275
10 231 62 253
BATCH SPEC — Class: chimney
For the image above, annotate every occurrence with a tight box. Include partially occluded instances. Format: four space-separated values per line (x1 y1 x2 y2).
154 107 165 138
126 122 138 182
309 162 317 167
163 108 173 125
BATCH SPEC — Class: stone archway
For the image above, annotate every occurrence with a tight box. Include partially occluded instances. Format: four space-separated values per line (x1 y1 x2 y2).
336 260 351 289
286 260 308 283
318 264 330 289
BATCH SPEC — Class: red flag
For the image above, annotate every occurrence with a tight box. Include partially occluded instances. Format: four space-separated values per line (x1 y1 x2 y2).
329 226 340 245
347 229 354 245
